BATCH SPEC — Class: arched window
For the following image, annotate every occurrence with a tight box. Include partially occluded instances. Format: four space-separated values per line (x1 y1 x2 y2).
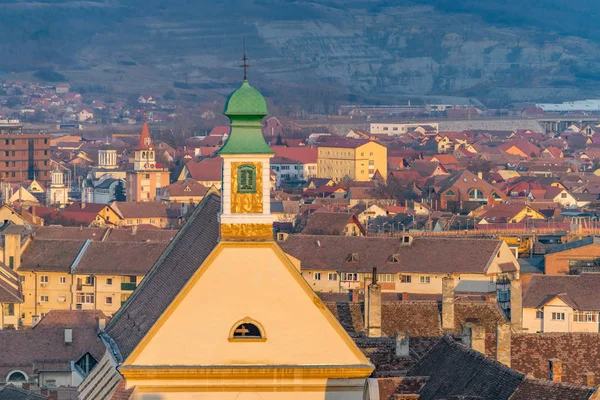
7 370 27 382
469 189 484 200
445 190 455 196
229 318 266 342
142 152 146 158
237 164 257 194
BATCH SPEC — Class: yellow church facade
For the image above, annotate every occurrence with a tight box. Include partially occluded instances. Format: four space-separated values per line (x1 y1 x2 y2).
78 78 373 400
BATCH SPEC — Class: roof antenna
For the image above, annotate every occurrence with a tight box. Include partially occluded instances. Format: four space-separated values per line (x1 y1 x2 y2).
240 35 251 81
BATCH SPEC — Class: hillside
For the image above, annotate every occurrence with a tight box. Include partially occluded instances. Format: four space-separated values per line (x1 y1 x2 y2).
2 0 600 108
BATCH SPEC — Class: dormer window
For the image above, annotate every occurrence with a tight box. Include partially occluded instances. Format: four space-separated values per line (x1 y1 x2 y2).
346 253 359 262
229 317 266 342
238 164 257 194
184 186 191 192
388 254 400 263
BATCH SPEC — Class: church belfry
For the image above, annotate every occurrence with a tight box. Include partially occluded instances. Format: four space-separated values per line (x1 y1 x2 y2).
126 122 169 202
218 78 274 241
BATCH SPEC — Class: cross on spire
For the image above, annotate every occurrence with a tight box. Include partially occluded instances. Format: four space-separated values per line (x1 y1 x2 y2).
240 36 251 80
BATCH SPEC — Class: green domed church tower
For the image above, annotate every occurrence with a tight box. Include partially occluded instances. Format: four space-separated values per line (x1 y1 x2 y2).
218 75 275 241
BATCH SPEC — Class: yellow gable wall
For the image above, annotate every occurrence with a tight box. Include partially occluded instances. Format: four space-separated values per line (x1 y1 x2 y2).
126 242 371 368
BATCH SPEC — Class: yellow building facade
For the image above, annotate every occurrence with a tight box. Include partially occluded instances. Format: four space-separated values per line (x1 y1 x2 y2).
17 269 145 326
317 140 387 182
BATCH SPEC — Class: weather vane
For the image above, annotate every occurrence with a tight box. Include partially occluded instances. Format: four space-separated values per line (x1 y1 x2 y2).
240 35 251 80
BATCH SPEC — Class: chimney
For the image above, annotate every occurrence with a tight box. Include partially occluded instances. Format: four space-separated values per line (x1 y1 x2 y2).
64 328 73 345
549 358 562 382
395 332 410 358
366 267 381 338
132 225 138 235
442 275 455 331
81 201 86 209
510 277 523 332
31 315 40 327
477 171 483 179
496 322 511 367
461 323 485 354
583 372 596 387
97 317 106 332
350 289 359 303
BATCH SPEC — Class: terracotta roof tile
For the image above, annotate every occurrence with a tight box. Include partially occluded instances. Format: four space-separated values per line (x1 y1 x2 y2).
74 241 167 276
161 178 211 197
183 157 222 182
511 333 600 385
0 310 106 379
279 235 501 274
523 274 600 310
509 378 596 400
300 213 364 236
20 239 87 272
111 202 171 219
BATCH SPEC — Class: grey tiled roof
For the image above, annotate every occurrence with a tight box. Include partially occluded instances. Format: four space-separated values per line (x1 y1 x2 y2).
105 194 221 360
545 237 600 254
407 336 525 400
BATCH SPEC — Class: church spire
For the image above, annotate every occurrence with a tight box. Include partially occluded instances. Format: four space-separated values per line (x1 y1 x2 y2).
137 122 154 150
218 71 274 241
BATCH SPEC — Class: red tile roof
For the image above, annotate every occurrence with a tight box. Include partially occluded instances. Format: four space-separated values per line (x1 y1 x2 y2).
270 145 317 164
208 126 230 136
183 157 222 182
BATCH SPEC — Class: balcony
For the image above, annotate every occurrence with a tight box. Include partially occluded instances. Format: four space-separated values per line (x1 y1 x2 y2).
121 282 137 291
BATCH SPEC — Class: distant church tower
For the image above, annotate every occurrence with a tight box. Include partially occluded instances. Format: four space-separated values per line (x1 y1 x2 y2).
47 166 69 207
126 123 169 202
98 147 117 170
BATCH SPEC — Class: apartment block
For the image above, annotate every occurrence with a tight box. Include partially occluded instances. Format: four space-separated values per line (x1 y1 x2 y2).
0 124 51 184
317 139 387 182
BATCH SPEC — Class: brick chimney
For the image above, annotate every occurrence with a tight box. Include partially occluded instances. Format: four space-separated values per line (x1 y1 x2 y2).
442 275 455 331
496 322 511 367
510 277 523 332
395 332 409 358
366 267 381 338
549 358 562 383
461 323 485 354
349 289 359 303
583 372 595 387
